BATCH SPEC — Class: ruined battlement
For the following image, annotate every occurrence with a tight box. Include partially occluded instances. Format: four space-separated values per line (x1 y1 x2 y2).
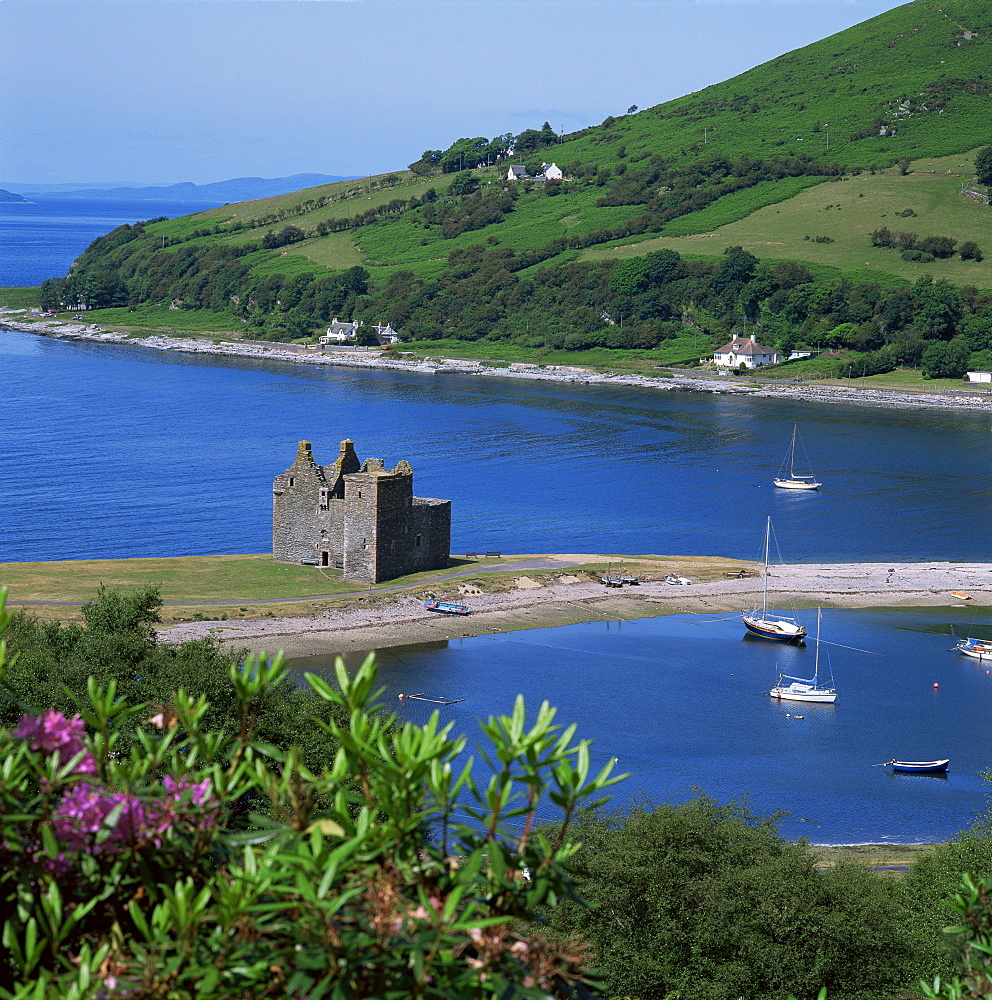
272 440 451 583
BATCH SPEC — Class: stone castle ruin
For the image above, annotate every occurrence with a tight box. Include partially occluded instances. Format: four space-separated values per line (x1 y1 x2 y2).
272 440 451 583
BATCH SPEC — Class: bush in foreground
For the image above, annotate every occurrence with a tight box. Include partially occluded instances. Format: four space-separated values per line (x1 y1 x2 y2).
0 590 619 999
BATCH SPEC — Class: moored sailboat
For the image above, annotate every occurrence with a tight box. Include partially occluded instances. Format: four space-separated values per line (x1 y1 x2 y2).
955 637 992 661
774 424 821 490
770 608 837 703
742 517 807 642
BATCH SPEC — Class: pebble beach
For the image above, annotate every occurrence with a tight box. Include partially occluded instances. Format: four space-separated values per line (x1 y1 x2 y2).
5 311 992 413
160 557 992 658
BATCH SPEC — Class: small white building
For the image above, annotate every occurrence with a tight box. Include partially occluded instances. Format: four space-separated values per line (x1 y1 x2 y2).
372 323 401 345
713 333 781 369
320 318 361 344
540 162 563 180
506 165 528 181
965 371 992 383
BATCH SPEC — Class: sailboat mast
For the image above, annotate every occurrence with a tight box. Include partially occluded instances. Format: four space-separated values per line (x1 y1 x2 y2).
790 424 798 478
813 608 821 682
762 516 770 614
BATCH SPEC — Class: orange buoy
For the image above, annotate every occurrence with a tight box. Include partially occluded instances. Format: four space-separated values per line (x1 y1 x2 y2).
398 693 404 699
933 682 939 689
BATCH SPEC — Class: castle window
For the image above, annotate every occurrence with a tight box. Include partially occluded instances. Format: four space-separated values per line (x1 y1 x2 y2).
319 489 329 512
357 490 363 499
415 534 422 547
288 477 295 488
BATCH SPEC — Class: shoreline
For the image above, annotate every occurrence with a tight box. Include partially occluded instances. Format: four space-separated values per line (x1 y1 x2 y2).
4 311 992 413
158 558 992 659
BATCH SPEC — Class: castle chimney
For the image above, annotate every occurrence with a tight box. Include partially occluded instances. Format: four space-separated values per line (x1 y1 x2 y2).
750 334 756 343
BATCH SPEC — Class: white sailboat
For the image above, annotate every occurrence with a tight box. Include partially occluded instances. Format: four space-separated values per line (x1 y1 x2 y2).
955 637 992 661
770 608 837 703
741 517 807 642
774 424 821 490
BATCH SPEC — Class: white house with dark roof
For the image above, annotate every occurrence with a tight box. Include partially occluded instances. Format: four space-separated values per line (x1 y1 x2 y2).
506 165 529 180
540 162 563 180
372 323 401 345
320 318 361 344
713 333 781 369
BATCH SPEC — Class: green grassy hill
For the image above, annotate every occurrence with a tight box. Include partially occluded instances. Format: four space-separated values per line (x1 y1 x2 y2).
13 0 992 379
46 0 979 293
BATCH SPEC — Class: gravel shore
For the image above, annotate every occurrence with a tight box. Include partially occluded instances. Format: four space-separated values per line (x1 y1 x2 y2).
160 559 992 659
5 312 992 413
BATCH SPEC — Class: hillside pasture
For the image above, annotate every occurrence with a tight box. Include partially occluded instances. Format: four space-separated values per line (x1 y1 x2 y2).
581 154 992 289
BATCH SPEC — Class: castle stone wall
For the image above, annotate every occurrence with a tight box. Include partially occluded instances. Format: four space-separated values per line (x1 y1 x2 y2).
273 440 451 582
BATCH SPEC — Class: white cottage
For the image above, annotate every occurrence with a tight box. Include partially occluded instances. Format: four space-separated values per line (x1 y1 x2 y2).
506 165 529 181
319 318 361 344
372 323 401 345
540 162 563 180
713 333 781 369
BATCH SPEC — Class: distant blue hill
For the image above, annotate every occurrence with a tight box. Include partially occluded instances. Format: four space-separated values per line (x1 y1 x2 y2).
4 174 358 204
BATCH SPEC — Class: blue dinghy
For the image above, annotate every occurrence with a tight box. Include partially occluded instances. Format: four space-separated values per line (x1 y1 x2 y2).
424 601 470 615
887 759 950 773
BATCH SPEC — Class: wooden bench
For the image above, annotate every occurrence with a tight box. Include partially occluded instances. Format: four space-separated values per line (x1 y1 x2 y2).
484 551 502 559
726 569 752 579
465 551 478 559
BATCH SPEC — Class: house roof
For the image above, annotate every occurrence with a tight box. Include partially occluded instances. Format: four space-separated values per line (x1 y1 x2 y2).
507 165 528 177
715 337 777 355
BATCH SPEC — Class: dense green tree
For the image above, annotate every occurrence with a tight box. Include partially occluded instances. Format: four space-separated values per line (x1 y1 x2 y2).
2 587 346 771
913 275 965 340
959 240 983 261
448 170 481 196
540 795 924 1000
975 145 992 187
921 336 972 378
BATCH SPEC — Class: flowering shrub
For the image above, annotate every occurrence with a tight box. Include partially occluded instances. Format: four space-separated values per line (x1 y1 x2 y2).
0 589 620 999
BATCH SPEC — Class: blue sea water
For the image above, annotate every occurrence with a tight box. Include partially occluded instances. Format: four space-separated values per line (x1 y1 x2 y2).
298 606 992 844
0 197 221 287
3 202 992 843
1 325 991 563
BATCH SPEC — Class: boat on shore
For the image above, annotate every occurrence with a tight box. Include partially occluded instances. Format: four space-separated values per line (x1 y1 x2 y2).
770 608 836 703
742 517 807 642
887 759 950 773
955 637 992 660
774 423 821 490
423 601 470 615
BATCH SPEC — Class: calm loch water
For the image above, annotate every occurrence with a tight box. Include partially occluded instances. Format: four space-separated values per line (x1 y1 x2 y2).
3 323 992 842
297 606 992 845
1 325 990 564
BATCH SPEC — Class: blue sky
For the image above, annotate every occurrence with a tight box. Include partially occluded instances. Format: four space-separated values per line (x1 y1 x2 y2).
1 0 909 187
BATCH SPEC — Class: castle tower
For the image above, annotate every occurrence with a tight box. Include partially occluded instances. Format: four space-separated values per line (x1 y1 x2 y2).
272 440 450 582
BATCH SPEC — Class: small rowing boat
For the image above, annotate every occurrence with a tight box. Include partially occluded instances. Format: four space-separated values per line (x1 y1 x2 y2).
887 759 950 773
423 601 470 615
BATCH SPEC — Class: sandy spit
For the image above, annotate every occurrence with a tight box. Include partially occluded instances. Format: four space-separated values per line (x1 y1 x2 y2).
159 560 992 659
4 312 992 413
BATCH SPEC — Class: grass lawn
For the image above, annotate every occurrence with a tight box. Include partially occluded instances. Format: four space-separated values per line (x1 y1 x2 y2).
398 337 710 371
1 552 760 623
0 287 40 309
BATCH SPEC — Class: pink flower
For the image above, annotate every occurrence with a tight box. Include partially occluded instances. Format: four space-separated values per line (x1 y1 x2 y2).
14 710 96 774
52 784 168 853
